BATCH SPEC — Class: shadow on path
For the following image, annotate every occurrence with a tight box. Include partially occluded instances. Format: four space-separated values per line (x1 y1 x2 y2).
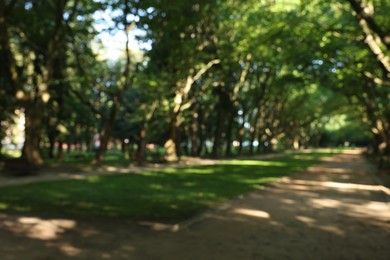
0 150 389 259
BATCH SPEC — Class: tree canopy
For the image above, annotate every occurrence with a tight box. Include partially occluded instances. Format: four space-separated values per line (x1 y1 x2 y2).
0 0 389 168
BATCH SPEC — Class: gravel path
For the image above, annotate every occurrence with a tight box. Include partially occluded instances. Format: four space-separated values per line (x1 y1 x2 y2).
0 150 389 259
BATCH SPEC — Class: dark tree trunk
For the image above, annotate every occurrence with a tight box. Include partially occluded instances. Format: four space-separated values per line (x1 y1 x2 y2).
57 141 64 159
197 107 206 156
137 123 147 165
22 103 44 166
225 111 235 157
237 110 247 156
238 128 245 156
95 96 119 163
0 137 3 159
67 141 71 154
176 125 182 159
121 139 126 154
249 113 259 155
191 111 199 156
47 128 57 159
211 104 223 158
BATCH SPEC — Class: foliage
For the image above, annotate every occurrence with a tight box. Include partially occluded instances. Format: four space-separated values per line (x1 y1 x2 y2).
1 0 389 166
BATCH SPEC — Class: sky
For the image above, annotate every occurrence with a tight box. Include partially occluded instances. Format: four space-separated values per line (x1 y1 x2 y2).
93 9 151 60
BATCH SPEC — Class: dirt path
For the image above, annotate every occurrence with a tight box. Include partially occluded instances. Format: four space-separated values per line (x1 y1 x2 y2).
1 150 389 259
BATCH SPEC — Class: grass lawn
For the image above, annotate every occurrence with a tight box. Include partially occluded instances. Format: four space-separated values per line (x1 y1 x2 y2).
0 151 338 222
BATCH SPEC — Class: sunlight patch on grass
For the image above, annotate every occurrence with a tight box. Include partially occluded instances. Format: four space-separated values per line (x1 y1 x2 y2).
1 149 22 158
293 155 318 160
149 183 164 190
0 202 8 209
87 176 101 183
221 160 287 166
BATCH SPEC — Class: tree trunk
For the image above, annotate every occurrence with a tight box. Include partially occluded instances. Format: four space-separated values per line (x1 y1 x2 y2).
211 104 223 158
191 111 199 156
293 136 300 150
249 111 260 155
95 96 119 163
57 141 64 159
197 107 206 156
225 111 235 157
137 123 147 165
164 115 179 161
346 0 390 77
0 137 3 160
22 103 44 166
48 130 57 159
198 124 206 156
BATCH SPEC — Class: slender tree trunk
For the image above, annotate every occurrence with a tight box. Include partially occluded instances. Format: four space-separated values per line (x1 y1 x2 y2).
121 140 126 154
57 141 64 159
238 128 244 155
191 111 199 156
225 111 235 157
176 125 183 159
137 123 147 165
249 111 260 155
0 135 3 159
197 107 206 156
48 134 56 159
47 117 60 159
211 105 223 158
198 124 206 156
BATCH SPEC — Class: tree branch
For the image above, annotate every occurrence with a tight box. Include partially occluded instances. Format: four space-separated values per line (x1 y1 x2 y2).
346 0 389 49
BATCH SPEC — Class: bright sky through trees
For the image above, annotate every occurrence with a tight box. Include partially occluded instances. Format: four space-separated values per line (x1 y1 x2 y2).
93 9 150 60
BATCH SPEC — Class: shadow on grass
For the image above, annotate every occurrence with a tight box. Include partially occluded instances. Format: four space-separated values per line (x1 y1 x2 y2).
0 153 330 222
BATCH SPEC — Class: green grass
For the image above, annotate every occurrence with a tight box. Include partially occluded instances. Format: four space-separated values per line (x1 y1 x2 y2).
0 149 22 158
0 151 336 222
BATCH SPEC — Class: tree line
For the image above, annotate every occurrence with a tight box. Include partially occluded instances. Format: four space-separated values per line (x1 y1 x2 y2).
0 0 389 167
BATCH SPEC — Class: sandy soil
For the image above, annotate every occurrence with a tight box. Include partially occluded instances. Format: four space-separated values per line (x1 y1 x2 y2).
0 150 389 260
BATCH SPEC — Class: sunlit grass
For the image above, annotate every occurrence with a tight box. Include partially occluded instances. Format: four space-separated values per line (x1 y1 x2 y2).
0 202 8 210
1 149 22 158
0 151 337 222
221 160 287 166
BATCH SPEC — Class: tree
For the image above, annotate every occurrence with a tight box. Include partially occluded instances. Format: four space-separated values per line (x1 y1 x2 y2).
0 0 89 166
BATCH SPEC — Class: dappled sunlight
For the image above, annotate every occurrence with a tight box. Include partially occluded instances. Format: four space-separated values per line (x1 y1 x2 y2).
221 160 287 167
296 215 316 225
295 216 345 236
277 183 320 191
0 202 8 210
87 175 102 183
281 198 296 205
306 166 351 173
310 198 341 208
233 208 270 219
291 179 389 194
149 183 164 190
179 168 215 175
57 242 82 256
106 166 121 172
2 217 76 241
206 214 257 224
345 201 390 219
318 225 345 236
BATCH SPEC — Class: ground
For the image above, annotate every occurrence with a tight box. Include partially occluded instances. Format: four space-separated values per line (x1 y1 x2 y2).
0 150 389 259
